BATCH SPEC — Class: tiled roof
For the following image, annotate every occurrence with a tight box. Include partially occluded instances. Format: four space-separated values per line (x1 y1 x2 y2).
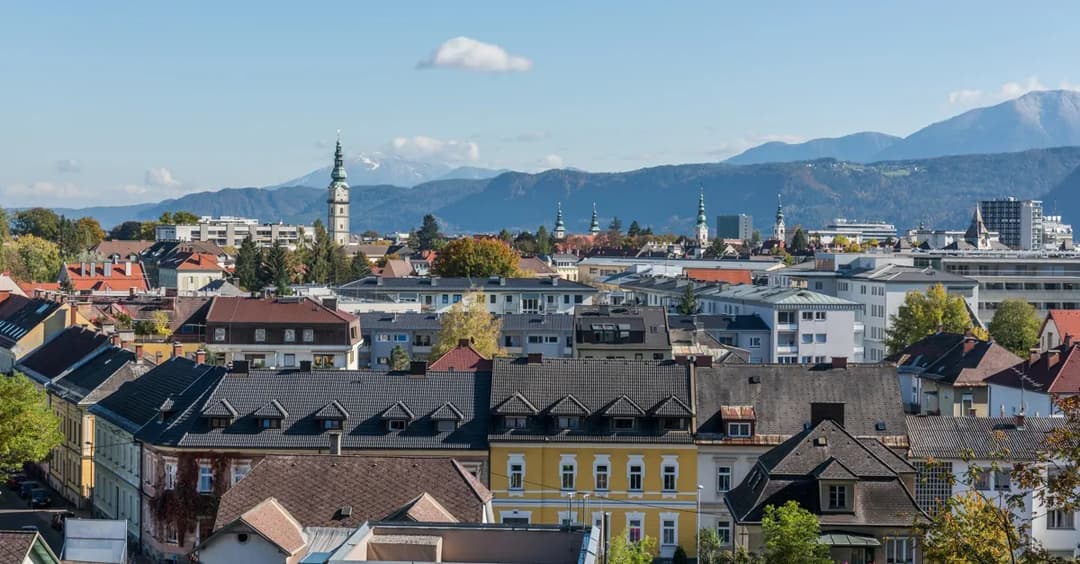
337 276 598 293
381 259 414 278
213 455 492 530
918 337 1022 386
0 530 54 563
92 240 155 258
0 298 61 347
684 268 753 285
62 261 149 292
489 357 693 444
202 398 239 418
906 416 1066 460
430 402 464 421
725 420 925 526
668 314 770 333
160 252 226 272
695 364 907 445
0 293 31 320
886 332 966 369
381 401 415 420
254 399 289 419
314 400 350 420
518 256 558 276
498 313 575 332
196 279 247 296
428 342 492 372
139 369 490 450
384 492 459 523
50 347 143 404
89 357 224 434
233 498 306 555
1045 310 1080 343
574 305 670 350
206 296 356 324
357 312 442 331
17 326 108 383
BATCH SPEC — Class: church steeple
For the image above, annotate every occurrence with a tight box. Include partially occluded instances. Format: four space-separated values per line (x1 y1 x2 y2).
773 193 786 244
553 202 566 240
590 203 600 235
695 189 709 246
328 131 350 246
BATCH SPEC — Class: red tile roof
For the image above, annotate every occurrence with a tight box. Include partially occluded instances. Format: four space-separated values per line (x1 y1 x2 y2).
206 296 357 324
164 252 226 272
92 239 155 258
62 261 149 292
428 341 492 372
15 281 60 295
235 498 306 555
685 268 753 285
1044 310 1080 343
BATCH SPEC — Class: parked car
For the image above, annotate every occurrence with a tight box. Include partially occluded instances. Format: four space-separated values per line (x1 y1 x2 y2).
19 481 41 498
28 488 52 508
6 473 28 490
18 525 39 533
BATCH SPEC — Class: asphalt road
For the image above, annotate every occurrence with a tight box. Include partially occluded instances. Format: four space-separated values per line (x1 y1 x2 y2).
0 478 82 554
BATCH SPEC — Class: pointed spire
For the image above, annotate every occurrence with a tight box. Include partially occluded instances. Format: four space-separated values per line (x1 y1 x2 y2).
553 202 566 240
590 203 600 235
776 193 784 221
696 189 707 227
331 132 347 183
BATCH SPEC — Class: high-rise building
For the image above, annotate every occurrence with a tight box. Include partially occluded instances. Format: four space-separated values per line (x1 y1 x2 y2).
978 197 1043 250
328 134 351 246
716 214 753 241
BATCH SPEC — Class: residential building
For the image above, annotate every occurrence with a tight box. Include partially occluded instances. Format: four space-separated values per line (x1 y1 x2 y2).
335 276 597 314
488 357 697 559
548 253 581 282
667 315 771 363
155 217 315 249
136 365 491 559
0 529 62 564
91 239 155 259
911 251 1080 324
573 305 671 360
500 313 575 358
88 357 224 544
328 135 351 245
579 257 778 286
1039 309 1080 351
140 240 232 289
618 277 713 311
59 258 151 297
907 416 1076 559
725 419 926 563
698 284 862 363
158 251 228 294
0 298 75 372
979 197 1044 250
982 341 1080 417
904 334 1023 416
809 218 898 245
695 362 910 553
204 296 362 369
428 340 494 372
716 214 753 242
1042 214 1074 251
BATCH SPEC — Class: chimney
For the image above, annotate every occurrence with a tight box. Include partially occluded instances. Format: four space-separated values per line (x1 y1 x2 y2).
1047 350 1061 368
527 352 543 364
409 361 427 376
328 431 342 455
88 262 96 278
104 261 112 277
124 261 132 277
810 402 845 428
430 276 439 287
499 277 506 286
80 262 87 277
134 343 144 360
962 339 977 355
551 276 559 287
69 304 78 326
1066 334 1074 349
155 352 164 364
172 342 183 359
300 360 312 371
195 349 207 365
230 360 249 374
1015 411 1026 430
458 338 472 348
321 297 338 311
694 355 713 368
1029 348 1040 366
110 333 121 347
830 356 848 370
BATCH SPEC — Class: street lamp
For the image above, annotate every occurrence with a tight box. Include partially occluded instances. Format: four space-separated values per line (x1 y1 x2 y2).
582 493 591 529
697 484 704 560
566 492 575 528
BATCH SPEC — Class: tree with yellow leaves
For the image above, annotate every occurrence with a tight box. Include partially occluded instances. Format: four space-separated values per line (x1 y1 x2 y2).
432 292 503 359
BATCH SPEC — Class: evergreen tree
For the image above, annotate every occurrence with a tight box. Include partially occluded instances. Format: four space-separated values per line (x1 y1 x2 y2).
498 229 514 243
263 241 291 295
676 282 700 315
350 250 372 279
329 244 352 284
308 219 332 283
389 345 411 371
608 216 623 234
790 227 809 252
627 220 641 238
235 235 261 291
417 214 442 251
535 225 553 255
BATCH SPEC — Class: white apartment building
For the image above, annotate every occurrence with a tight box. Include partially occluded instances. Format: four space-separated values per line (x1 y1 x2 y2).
1043 215 1074 251
155 216 314 249
809 218 897 244
334 276 598 314
91 417 143 541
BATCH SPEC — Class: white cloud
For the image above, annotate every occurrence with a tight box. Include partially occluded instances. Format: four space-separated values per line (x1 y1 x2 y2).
417 36 533 73
540 154 564 169
55 159 80 173
948 76 1080 107
387 135 480 163
145 167 181 188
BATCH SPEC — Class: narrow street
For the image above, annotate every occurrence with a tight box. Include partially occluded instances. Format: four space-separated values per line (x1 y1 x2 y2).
0 478 86 555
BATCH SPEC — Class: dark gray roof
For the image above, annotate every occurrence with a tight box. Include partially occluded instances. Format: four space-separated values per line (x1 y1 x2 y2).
50 348 142 404
138 369 490 451
695 364 907 444
337 276 597 294
358 312 442 332
573 305 670 350
0 299 61 347
668 314 770 333
16 326 109 383
314 400 350 420
89 358 224 434
489 357 693 443
906 416 1064 460
202 398 239 418
499 314 574 332
725 420 926 526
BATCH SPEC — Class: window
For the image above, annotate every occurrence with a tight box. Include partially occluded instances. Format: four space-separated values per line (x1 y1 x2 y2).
376 334 390 342
392 334 408 342
260 418 281 429
164 460 177 490
801 311 813 320
727 422 752 438
413 334 431 346
778 311 795 324
885 537 915 564
387 419 406 431
505 416 527 429
209 417 231 429
545 336 559 343
801 334 813 344
661 518 677 546
628 464 643 492
815 333 826 343
165 522 179 544
284 329 296 342
546 295 555 304
303 329 314 343
283 353 296 367
748 336 761 348
717 521 732 545
510 465 524 492
214 328 225 342
801 355 812 363
815 311 826 320
860 284 867 295
558 416 582 429
528 335 543 344
613 417 635 430
717 466 732 492
323 419 343 430
505 295 513 303
994 468 1010 491
254 328 266 342
664 417 686 430
662 464 677 491
376 356 388 365
425 295 434 305
313 354 334 368
1048 509 1074 529
563 295 570 304
561 462 576 491
198 463 214 493
628 517 643 542
595 464 609 491
232 462 250 485
575 295 583 304
442 294 449 304
827 484 848 510
973 466 990 490
490 294 497 304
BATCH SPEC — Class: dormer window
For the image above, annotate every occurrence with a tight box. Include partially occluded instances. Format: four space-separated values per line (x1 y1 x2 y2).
613 417 635 430
663 418 687 430
436 420 456 432
323 419 342 430
827 484 851 511
558 416 582 430
720 405 756 438
209 417 231 429
260 418 281 429
727 422 752 438
387 419 407 431
505 416 527 429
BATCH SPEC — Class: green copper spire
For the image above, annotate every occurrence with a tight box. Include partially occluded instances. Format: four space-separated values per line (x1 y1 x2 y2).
776 193 784 222
696 190 707 226
553 202 566 240
331 132 347 183
590 203 600 235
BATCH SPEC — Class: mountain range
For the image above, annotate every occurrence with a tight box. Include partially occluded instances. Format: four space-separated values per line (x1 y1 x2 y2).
273 153 506 188
727 90 1080 164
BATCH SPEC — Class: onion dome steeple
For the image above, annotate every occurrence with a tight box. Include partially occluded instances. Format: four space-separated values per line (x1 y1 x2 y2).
590 203 600 235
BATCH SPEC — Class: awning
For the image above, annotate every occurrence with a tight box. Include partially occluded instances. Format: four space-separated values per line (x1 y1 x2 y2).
818 533 881 547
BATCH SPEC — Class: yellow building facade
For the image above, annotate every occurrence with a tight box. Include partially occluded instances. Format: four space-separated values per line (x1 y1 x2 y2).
49 397 96 507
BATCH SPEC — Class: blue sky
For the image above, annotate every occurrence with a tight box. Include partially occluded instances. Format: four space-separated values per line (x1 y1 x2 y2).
2 1 1079 207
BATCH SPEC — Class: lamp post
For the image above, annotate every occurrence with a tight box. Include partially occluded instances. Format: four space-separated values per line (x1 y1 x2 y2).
567 491 575 527
583 493 591 529
697 484 704 561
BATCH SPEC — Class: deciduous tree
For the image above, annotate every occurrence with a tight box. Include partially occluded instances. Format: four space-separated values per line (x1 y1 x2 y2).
988 299 1042 356
109 221 144 240
5 235 61 282
919 491 1019 563
12 208 61 241
607 531 657 564
885 283 973 355
0 373 63 472
432 293 502 359
761 501 830 564
432 238 520 278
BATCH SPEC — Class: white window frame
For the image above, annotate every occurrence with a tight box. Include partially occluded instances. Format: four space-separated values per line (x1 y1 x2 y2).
727 422 752 438
231 461 251 486
505 416 527 429
1048 509 1075 530
303 328 314 342
500 510 532 524
827 483 849 510
197 462 214 493
164 458 177 490
885 537 915 564
213 327 225 342
594 454 611 492
717 520 732 546
254 328 266 342
716 464 732 493
558 415 582 429
507 454 525 494
748 336 761 348
626 512 645 543
661 455 679 493
284 329 296 342
165 522 179 544
560 454 577 492
627 455 644 494
660 512 679 547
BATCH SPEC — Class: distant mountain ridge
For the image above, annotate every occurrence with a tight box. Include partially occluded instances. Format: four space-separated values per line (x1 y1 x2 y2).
57 147 1080 236
272 153 506 188
728 90 1080 164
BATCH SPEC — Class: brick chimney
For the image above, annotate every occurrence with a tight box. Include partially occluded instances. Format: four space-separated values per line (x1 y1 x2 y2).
1015 411 1026 430
195 349 206 365
830 356 848 369
1066 334 1074 349
962 338 977 356
527 353 543 364
134 343 144 361
409 361 427 376
69 304 78 326
110 333 121 347
1029 348 1041 365
458 338 472 348
172 342 183 359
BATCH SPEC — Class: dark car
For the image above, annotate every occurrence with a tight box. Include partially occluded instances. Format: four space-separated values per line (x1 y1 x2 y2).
28 488 52 508
6 473 28 490
19 481 41 498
